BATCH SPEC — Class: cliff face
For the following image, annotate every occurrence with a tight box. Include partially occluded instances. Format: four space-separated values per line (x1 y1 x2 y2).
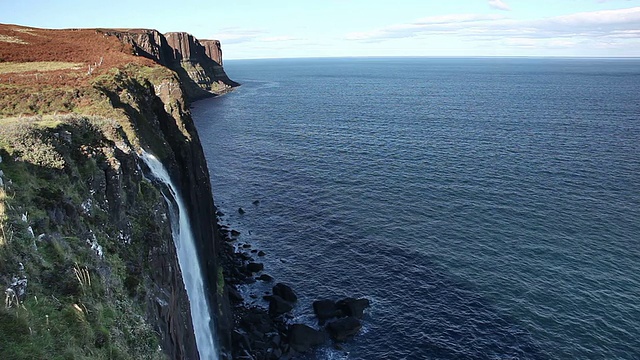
200 40 223 66
93 66 232 358
106 29 239 100
0 24 234 360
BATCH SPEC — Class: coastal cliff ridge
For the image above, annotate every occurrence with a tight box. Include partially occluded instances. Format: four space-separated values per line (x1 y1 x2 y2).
0 24 236 359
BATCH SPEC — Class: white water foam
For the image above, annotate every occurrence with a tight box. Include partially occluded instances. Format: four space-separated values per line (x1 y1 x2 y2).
140 151 218 360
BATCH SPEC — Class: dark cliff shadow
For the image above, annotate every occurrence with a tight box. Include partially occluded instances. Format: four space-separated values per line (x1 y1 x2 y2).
0 118 198 359
95 76 232 352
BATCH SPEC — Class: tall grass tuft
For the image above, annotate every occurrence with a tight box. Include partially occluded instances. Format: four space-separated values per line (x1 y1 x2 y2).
73 263 91 294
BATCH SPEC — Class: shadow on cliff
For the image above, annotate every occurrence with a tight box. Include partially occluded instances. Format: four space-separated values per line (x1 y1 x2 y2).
0 117 200 359
94 75 233 354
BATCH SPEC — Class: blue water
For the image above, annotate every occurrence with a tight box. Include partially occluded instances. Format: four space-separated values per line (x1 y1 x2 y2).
192 58 640 359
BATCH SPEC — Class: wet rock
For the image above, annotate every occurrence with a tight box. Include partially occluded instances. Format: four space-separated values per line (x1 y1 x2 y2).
232 330 252 351
256 274 273 282
267 295 293 316
288 324 327 353
241 312 275 334
242 243 251 248
313 299 341 321
246 262 264 273
258 250 266 257
336 297 370 319
238 252 253 261
230 229 241 237
272 346 283 359
273 283 297 303
238 207 245 215
227 285 243 303
252 200 260 206
326 317 362 342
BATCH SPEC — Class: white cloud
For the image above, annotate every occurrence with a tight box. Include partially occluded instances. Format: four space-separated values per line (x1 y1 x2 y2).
345 6 640 42
261 36 303 42
215 28 265 44
488 0 511 11
345 14 506 40
503 37 579 49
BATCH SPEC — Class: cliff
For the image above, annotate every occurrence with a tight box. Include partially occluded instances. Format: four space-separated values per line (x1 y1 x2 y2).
106 29 239 100
0 24 234 359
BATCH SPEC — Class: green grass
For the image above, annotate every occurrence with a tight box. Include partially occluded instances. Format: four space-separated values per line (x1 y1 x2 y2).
0 116 167 360
0 58 206 358
0 61 84 74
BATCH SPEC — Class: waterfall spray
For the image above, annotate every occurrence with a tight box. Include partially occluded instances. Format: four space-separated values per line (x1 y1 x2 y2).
140 151 219 360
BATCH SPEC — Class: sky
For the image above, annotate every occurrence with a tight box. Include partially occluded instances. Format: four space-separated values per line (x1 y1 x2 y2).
1 0 640 59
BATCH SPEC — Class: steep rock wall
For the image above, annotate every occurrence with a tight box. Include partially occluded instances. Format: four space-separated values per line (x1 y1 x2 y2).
200 40 223 66
94 65 234 356
105 29 239 100
0 111 200 359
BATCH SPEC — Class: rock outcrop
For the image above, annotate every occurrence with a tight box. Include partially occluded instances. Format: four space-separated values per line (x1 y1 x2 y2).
105 29 239 100
95 64 236 355
200 40 223 65
107 28 173 65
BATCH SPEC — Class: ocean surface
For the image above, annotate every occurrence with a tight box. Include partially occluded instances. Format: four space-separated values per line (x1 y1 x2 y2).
191 58 640 359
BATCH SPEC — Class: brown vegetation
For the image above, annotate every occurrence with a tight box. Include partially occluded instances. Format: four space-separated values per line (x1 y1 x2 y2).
0 24 157 88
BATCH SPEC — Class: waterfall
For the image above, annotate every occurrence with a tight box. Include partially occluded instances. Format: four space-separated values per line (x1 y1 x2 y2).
140 151 218 360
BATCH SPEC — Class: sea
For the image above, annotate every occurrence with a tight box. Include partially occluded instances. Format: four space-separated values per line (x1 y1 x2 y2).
191 57 640 360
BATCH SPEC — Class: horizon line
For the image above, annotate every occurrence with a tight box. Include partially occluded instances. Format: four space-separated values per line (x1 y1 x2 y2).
224 55 640 61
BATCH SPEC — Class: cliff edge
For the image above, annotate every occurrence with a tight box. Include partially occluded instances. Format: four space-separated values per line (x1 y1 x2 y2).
105 29 239 100
0 24 234 359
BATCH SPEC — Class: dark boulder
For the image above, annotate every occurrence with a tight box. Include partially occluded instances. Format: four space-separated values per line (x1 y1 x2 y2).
241 312 275 334
267 295 293 316
336 297 370 319
252 200 260 206
227 285 243 303
230 229 241 237
238 207 245 215
326 317 362 342
256 274 273 282
288 324 327 353
313 299 341 321
232 330 252 352
258 250 266 257
246 262 264 273
273 283 297 303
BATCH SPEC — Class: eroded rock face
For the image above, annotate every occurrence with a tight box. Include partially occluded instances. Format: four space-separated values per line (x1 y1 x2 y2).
200 39 223 65
106 29 173 65
164 32 200 62
106 29 238 100
92 66 233 357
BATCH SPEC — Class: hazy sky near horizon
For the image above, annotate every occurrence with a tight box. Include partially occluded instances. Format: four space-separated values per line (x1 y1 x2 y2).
1 0 640 59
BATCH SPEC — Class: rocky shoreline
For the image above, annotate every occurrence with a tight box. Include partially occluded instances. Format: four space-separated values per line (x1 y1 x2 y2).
216 210 370 359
